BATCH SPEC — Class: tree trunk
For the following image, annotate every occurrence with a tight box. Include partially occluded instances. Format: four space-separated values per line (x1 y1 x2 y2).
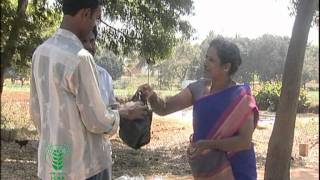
21 78 24 87
0 0 28 96
264 1 316 180
252 73 255 91
11 77 15 84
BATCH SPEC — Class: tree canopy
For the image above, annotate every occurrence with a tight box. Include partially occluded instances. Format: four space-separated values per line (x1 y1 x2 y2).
1 0 60 91
100 0 194 64
54 0 195 63
96 50 124 81
1 0 195 94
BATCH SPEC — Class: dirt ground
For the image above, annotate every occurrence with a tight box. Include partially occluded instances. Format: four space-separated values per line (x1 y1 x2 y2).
1 115 319 179
1 91 319 179
1 116 193 179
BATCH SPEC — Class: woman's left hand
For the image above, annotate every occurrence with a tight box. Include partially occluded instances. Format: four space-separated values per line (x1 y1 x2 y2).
193 140 211 151
189 140 213 157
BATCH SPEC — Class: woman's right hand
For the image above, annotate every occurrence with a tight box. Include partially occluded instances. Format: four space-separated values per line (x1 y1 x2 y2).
138 84 155 99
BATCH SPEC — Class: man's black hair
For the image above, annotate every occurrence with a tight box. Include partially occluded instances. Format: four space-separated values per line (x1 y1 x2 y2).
62 0 101 16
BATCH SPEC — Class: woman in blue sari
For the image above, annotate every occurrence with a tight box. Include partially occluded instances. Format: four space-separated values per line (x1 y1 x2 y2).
139 38 259 180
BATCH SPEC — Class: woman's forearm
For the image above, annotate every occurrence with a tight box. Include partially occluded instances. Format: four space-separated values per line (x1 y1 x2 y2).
148 88 193 116
148 93 172 116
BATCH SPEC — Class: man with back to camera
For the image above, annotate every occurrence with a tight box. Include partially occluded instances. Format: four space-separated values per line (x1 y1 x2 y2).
30 0 147 179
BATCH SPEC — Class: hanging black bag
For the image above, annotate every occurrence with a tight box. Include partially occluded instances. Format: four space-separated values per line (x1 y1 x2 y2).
119 91 153 149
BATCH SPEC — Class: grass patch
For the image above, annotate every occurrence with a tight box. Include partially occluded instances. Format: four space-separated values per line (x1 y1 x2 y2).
3 84 30 92
295 114 319 137
307 91 319 105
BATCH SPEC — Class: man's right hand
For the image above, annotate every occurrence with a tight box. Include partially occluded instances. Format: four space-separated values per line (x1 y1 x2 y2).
119 101 148 120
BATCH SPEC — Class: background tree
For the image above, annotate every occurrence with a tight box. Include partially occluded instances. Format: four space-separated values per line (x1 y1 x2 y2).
150 41 200 89
170 42 200 83
264 0 318 179
187 48 202 80
1 0 28 95
232 36 255 83
156 60 175 90
168 30 317 90
1 0 60 94
301 44 319 88
1 0 195 95
94 0 195 64
96 50 124 80
249 35 290 82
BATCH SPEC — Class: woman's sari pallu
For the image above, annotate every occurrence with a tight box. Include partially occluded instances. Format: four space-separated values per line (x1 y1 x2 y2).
188 84 259 180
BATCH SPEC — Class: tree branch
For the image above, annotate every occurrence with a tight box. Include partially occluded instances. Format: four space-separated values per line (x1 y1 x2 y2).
100 19 141 41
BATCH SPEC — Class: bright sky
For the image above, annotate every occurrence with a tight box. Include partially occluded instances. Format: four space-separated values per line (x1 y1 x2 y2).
189 0 319 45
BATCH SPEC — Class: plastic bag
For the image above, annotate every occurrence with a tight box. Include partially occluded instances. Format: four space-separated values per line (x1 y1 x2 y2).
119 91 153 149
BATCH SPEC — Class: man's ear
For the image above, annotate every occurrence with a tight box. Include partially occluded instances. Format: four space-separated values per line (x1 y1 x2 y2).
78 8 91 19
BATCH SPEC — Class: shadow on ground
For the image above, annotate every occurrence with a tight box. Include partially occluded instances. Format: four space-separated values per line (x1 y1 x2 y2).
111 138 192 178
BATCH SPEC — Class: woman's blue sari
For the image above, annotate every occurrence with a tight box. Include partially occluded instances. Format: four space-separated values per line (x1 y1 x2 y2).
188 83 259 180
